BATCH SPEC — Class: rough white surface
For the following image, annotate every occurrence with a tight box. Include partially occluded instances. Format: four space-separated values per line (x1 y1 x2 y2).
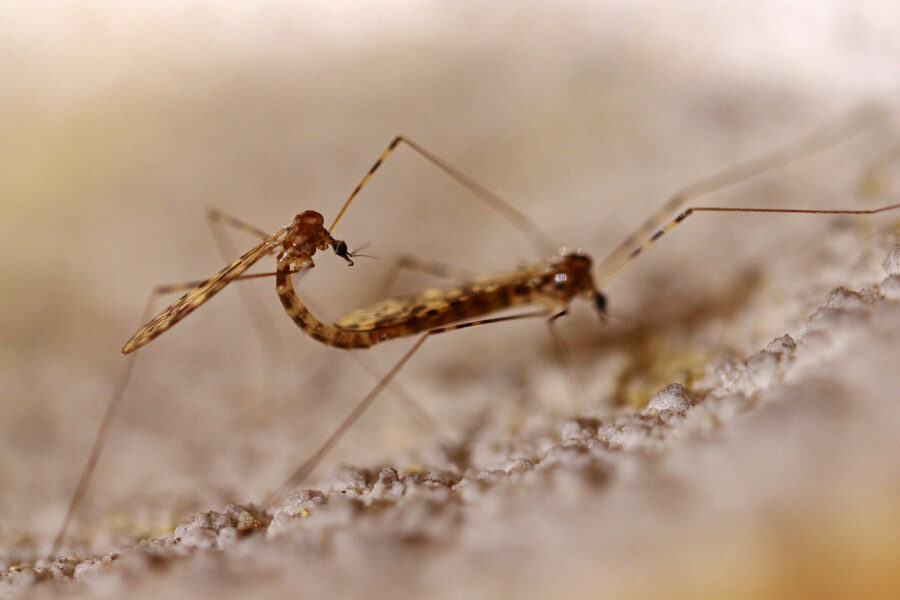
883 244 900 275
644 383 694 415
5 253 899 599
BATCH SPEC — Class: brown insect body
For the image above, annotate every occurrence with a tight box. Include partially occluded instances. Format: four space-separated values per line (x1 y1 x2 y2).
336 252 598 329
276 210 602 349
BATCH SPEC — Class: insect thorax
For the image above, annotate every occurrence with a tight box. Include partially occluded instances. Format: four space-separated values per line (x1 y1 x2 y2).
279 210 335 268
536 251 598 305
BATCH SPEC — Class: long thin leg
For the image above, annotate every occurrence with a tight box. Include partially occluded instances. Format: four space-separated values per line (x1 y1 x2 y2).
349 254 477 432
49 291 162 559
47 265 307 559
206 208 289 359
327 137 557 256
266 309 562 506
545 310 586 411
602 201 900 283
152 269 296 293
346 353 437 434
206 207 272 239
205 207 302 413
596 106 891 286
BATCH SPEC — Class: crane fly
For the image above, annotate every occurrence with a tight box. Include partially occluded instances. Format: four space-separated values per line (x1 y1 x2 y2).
51 107 900 559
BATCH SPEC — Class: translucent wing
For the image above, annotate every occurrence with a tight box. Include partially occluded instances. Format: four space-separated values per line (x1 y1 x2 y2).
122 228 287 354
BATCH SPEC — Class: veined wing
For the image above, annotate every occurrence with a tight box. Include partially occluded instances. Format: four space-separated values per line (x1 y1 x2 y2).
122 228 287 354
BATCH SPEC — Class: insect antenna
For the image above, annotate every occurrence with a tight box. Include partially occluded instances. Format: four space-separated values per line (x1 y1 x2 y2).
348 242 380 262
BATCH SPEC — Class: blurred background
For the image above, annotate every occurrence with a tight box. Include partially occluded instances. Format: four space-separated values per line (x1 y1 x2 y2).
1 0 899 597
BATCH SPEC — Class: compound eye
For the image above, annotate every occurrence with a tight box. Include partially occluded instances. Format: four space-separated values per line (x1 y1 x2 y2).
332 239 354 265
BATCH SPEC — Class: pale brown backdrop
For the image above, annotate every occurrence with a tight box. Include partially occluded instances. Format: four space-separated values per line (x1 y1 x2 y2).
1 1 899 598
